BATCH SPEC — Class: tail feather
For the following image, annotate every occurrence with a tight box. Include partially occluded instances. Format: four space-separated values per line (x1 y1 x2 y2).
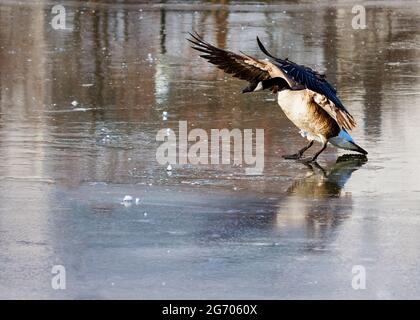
348 141 368 155
328 129 368 155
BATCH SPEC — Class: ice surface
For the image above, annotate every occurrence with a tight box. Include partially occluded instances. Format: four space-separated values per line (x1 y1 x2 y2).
0 0 419 300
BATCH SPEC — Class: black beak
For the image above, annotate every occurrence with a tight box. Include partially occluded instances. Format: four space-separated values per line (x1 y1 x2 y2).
241 81 258 94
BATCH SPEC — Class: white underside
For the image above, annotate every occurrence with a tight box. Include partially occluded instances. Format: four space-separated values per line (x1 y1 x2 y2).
298 129 323 143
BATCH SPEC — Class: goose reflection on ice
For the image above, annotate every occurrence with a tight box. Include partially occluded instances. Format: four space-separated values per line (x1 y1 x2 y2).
276 155 368 248
288 155 368 197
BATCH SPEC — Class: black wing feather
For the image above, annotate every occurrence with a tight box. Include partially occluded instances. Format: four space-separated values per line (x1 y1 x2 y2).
256 37 344 108
188 32 271 83
256 36 356 129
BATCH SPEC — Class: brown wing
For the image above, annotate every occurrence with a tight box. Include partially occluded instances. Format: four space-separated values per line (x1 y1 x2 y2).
187 32 293 85
309 90 356 130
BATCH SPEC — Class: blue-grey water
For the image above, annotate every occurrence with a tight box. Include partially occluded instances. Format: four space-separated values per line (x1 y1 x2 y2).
0 0 419 299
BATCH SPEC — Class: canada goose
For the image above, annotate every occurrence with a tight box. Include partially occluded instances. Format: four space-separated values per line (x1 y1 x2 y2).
188 32 367 162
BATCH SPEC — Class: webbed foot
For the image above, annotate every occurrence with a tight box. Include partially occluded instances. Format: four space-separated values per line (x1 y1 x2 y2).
282 153 302 160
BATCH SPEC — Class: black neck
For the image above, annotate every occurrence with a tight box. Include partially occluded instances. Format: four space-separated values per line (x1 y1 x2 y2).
262 77 291 91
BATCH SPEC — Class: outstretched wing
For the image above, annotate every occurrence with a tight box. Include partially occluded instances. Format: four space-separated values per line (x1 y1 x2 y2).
188 32 294 86
257 37 356 130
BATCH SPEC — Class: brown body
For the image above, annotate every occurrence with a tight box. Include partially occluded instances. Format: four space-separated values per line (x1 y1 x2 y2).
277 89 340 143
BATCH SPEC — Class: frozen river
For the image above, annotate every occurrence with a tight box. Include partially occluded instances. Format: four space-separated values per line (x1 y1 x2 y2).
0 0 419 299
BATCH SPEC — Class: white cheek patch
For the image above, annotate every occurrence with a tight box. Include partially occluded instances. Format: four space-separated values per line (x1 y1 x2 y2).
254 82 263 91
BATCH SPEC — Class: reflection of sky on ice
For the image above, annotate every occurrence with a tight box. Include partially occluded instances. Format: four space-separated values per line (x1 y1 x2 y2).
0 0 419 299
